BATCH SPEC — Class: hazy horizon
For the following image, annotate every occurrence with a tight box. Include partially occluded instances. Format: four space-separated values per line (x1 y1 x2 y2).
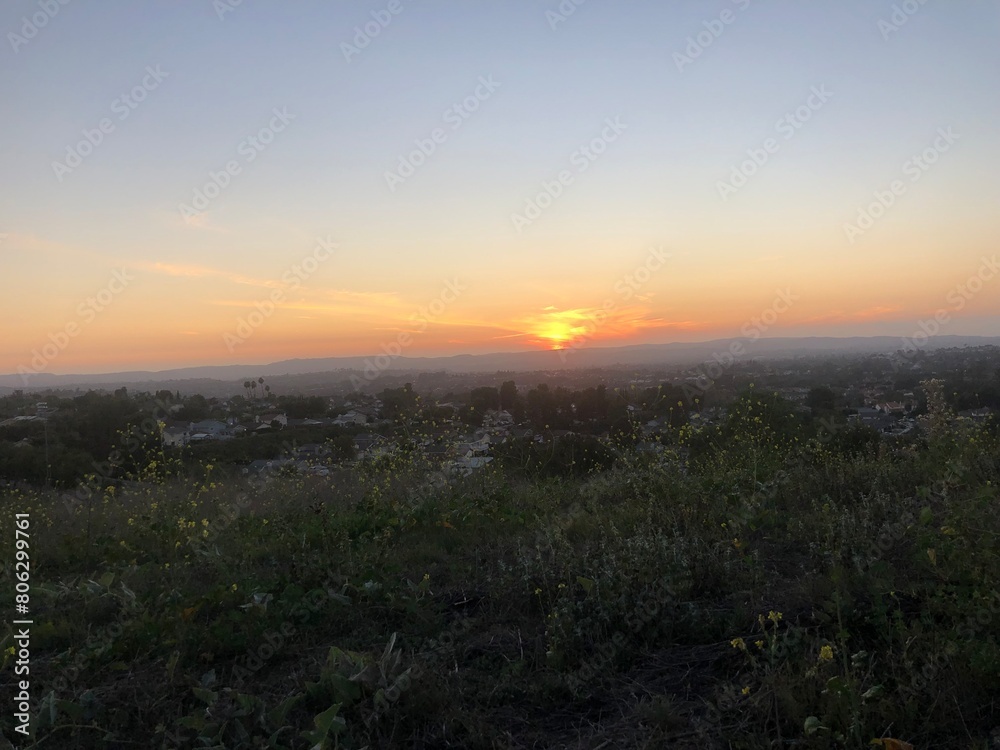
5 333 1000 382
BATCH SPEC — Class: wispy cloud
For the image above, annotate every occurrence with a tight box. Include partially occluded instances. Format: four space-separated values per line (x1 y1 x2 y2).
140 261 285 289
176 210 233 233
208 288 403 318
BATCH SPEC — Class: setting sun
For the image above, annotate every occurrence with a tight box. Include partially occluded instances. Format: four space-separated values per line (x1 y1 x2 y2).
537 321 579 349
521 309 600 350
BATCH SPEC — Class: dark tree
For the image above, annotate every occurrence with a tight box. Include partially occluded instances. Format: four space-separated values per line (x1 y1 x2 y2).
499 380 518 411
470 386 500 412
806 386 836 413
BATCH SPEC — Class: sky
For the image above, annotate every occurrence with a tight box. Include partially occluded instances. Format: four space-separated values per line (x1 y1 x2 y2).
2 0 999 375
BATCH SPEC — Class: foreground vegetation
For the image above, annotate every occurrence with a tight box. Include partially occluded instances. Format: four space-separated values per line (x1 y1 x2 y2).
1 384 998 748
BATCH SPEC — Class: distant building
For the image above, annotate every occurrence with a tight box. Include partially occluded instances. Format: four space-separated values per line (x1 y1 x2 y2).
483 409 514 430
162 424 190 447
959 407 993 423
332 410 367 427
353 433 385 456
190 419 228 436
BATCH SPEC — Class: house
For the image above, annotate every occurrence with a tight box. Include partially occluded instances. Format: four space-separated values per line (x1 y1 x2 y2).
294 443 331 461
286 417 329 429
333 410 367 427
483 409 514 429
959 407 993 423
454 435 490 458
353 433 385 456
446 455 494 476
257 413 288 427
190 420 229 437
295 460 330 477
162 424 190 447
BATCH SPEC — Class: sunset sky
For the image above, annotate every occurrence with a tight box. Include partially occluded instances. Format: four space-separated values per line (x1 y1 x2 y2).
2 0 999 374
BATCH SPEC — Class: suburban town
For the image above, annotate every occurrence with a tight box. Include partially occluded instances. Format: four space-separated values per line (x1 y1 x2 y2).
2 346 997 491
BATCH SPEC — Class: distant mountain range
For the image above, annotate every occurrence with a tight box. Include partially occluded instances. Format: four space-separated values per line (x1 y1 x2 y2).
3 335 999 395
